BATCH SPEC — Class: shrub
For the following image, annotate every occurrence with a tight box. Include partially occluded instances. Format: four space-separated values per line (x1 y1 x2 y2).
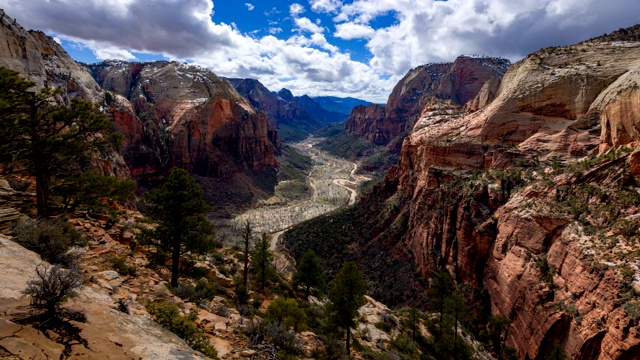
170 278 222 304
246 319 304 356
23 264 83 317
265 297 308 332
146 299 218 359
7 178 32 192
13 218 86 268
106 256 137 276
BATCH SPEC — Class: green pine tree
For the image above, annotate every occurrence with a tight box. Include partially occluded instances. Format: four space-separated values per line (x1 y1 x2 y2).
265 297 308 332
327 262 367 357
250 233 275 291
292 250 326 299
141 168 215 287
0 67 122 218
429 271 455 337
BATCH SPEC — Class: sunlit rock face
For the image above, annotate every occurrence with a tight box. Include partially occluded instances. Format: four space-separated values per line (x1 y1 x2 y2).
345 55 510 152
89 60 279 181
343 27 640 359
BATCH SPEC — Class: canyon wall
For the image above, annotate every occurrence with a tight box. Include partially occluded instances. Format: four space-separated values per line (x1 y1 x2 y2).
345 56 510 152
287 28 640 359
366 35 640 359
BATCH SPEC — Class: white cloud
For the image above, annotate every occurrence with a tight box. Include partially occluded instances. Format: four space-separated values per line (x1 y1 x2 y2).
309 0 342 13
333 0 640 75
2 0 639 103
245 3 255 11
334 23 375 40
289 3 305 17
294 17 324 34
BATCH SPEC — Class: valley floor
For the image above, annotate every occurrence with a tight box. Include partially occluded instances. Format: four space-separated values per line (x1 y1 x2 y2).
210 136 370 274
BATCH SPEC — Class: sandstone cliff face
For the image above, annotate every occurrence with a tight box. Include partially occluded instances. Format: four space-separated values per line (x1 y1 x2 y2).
345 56 510 151
0 10 101 102
288 32 640 359
89 61 279 183
360 37 640 359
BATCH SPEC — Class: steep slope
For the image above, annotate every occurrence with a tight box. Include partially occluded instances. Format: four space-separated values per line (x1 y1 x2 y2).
0 10 101 103
286 28 640 359
88 61 279 211
345 56 510 152
228 78 325 141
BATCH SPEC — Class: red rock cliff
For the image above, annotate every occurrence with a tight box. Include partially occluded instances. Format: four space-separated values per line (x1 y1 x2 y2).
321 31 640 359
345 56 510 151
89 61 279 182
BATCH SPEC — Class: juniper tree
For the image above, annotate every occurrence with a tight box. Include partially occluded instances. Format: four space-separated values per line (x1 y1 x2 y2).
327 262 367 357
0 67 122 217
238 220 252 303
141 168 215 287
251 233 275 292
292 249 325 299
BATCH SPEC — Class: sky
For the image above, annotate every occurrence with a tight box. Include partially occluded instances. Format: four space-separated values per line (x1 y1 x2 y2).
0 0 639 103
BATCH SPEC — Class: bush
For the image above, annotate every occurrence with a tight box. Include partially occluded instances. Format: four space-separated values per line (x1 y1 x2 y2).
106 256 137 276
13 218 86 267
170 278 222 304
246 319 304 356
146 299 218 359
315 335 346 360
23 264 83 317
265 297 308 332
7 178 32 192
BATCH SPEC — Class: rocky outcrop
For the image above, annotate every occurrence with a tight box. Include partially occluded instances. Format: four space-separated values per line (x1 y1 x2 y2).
366 35 640 359
288 27 640 359
0 9 280 210
89 62 279 189
345 56 510 151
0 10 101 102
0 234 208 359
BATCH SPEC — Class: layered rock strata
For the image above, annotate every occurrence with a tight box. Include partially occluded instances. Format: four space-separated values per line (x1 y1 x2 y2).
345 56 510 151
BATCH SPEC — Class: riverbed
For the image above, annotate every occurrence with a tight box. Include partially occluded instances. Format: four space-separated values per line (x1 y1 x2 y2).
209 136 370 274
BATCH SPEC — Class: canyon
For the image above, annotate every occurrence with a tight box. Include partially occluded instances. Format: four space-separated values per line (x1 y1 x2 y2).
286 26 640 359
1 5 640 359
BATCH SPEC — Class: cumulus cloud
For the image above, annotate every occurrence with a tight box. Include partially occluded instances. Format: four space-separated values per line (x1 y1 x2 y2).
294 17 324 34
2 0 639 103
289 3 306 17
334 0 640 75
245 3 255 11
309 0 343 13
334 23 375 40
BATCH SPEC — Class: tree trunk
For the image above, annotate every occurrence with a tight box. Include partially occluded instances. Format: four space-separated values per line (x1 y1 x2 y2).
171 241 180 287
35 170 49 218
261 253 266 291
346 326 351 357
31 94 49 219
453 310 458 353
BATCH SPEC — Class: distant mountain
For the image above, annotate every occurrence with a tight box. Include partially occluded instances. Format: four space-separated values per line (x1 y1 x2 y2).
312 96 375 116
294 95 349 124
228 79 326 142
